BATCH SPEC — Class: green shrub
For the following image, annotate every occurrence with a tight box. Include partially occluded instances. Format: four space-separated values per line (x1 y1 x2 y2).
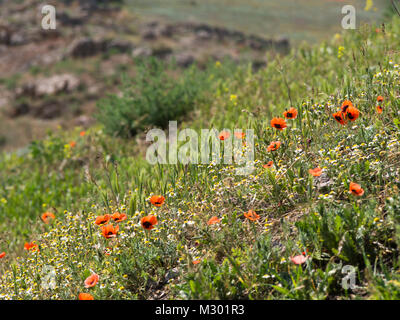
96 58 228 138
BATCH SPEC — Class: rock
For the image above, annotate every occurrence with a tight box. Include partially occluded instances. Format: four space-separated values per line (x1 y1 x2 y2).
141 28 157 40
17 74 80 98
106 40 133 53
173 52 195 67
132 46 153 58
6 102 30 118
66 38 107 58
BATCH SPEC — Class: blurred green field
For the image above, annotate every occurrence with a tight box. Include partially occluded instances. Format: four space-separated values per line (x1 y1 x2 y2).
128 0 388 43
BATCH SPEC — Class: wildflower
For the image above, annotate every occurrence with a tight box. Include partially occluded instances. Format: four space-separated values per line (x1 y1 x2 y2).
267 141 281 152
207 216 220 225
111 212 127 223
291 255 308 265
346 106 360 121
69 141 76 148
270 117 287 130
150 195 165 207
349 182 364 196
244 210 260 221
101 224 119 239
95 214 111 226
84 273 99 288
234 131 245 139
79 293 94 300
263 161 273 168
283 107 298 119
0 252 5 259
192 260 201 265
341 100 353 113
80 131 86 137
141 215 158 230
376 105 383 114
24 242 39 252
41 212 55 224
219 131 230 140
377 96 384 103
309 167 323 177
332 111 346 125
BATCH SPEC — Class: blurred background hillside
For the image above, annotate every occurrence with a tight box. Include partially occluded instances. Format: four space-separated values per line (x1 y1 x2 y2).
0 0 389 151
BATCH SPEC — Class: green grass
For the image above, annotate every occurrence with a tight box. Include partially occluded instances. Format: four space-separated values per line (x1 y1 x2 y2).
1 17 400 299
127 0 387 43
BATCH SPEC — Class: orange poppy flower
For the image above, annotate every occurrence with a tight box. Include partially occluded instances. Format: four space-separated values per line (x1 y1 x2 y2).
69 141 76 148
345 106 360 121
309 167 322 177
263 161 273 168
341 100 353 113
376 106 383 114
0 252 5 259
101 224 119 239
267 141 281 152
207 216 220 225
349 182 364 196
84 273 99 288
270 117 287 130
24 242 39 252
283 107 298 119
291 254 308 265
141 215 158 230
79 293 94 300
377 96 384 103
80 131 86 137
41 212 55 224
234 131 245 139
219 131 230 140
244 210 260 221
332 111 346 125
95 214 111 226
150 195 165 207
111 212 127 223
192 260 201 265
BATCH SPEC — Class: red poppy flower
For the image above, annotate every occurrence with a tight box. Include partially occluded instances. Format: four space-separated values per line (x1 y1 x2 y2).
141 215 158 230
376 106 383 114
270 117 287 130
24 242 39 252
332 111 346 125
283 107 298 119
41 212 55 224
79 293 94 300
377 96 384 103
207 216 220 225
111 212 127 223
341 100 353 113
101 224 119 239
84 273 99 288
267 141 281 152
349 182 364 196
263 161 273 169
234 131 245 139
80 131 86 137
291 255 308 265
0 252 5 259
309 167 322 177
219 131 230 140
95 214 111 226
150 195 165 207
345 106 360 121
244 210 260 221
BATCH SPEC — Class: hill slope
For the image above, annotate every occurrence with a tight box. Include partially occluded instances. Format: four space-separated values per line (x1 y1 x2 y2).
1 17 400 299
